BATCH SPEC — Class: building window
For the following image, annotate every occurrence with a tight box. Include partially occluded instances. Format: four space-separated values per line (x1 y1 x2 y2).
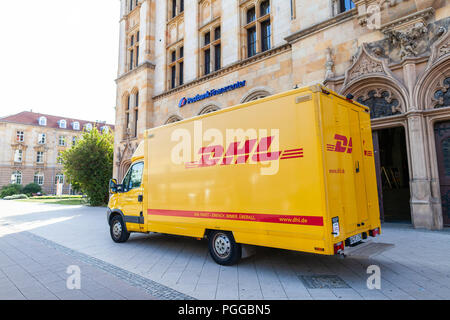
172 0 177 18
59 136 66 146
200 23 221 76
261 20 271 52
243 1 271 58
260 0 270 16
338 0 355 13
16 131 24 142
38 133 46 144
204 48 211 75
247 26 257 57
36 151 44 164
290 0 296 19
171 65 176 89
85 123 93 131
59 120 67 129
204 32 211 46
130 49 134 71
34 172 44 186
170 0 184 19
214 26 221 41
55 174 64 185
57 151 63 164
73 122 80 130
11 171 22 185
72 137 77 146
214 44 221 71
14 149 23 163
39 116 47 126
128 30 140 71
134 91 139 138
168 44 184 89
247 7 256 24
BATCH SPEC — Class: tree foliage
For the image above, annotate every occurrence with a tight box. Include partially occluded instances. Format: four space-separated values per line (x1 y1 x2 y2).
61 128 114 206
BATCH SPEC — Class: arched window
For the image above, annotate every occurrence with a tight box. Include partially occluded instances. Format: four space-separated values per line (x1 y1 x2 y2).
85 123 93 132
165 115 183 124
59 120 67 129
11 171 22 184
241 89 271 103
198 105 220 115
39 116 47 126
73 122 80 130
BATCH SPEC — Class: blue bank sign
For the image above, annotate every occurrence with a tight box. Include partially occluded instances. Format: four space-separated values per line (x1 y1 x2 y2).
178 80 246 108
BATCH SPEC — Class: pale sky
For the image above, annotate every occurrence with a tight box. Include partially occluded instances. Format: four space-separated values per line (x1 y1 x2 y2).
0 0 120 125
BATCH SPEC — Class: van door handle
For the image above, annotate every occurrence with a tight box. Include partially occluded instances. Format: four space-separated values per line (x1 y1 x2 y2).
355 161 360 173
138 195 143 202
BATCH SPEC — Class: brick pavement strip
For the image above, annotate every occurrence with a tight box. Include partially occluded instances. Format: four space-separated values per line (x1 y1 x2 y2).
0 226 194 300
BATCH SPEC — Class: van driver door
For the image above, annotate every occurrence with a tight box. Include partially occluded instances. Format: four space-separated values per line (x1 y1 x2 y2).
120 162 144 232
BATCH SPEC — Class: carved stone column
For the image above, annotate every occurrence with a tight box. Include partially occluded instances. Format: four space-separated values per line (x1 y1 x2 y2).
406 114 435 229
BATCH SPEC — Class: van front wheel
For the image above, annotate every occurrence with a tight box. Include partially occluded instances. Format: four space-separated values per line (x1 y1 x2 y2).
110 215 130 243
208 231 241 265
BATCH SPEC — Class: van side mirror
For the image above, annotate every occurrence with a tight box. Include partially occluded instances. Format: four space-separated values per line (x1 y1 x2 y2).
109 179 118 194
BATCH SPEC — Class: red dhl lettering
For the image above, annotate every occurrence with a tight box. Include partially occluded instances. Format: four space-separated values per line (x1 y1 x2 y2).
327 134 352 154
185 136 304 169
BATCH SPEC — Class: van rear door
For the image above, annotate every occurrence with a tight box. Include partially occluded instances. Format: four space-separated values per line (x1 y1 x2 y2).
348 108 370 229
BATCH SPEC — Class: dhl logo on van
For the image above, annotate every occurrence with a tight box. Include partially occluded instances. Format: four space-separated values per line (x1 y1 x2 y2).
327 134 353 154
185 136 304 169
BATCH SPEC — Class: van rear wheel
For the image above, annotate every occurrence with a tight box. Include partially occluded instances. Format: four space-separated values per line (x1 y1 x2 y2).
208 231 241 265
110 215 130 243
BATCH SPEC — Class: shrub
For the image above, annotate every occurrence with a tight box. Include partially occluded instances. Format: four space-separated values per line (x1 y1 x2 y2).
3 194 29 200
0 184 23 198
22 183 42 196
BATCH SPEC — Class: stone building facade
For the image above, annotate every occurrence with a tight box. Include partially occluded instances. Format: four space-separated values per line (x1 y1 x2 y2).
114 0 450 230
0 111 113 195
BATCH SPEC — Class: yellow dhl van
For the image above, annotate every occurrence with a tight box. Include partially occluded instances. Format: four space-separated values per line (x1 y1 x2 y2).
107 84 384 265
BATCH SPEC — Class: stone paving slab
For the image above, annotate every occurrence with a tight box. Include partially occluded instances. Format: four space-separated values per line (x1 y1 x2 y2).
0 200 450 300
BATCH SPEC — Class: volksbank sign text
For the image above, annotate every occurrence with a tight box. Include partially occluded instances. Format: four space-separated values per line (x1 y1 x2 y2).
179 80 246 108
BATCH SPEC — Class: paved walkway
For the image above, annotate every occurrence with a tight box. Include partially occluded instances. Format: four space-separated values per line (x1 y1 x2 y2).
0 223 169 300
0 200 449 300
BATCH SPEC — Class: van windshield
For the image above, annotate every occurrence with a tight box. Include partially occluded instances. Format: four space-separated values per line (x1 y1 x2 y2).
122 162 144 192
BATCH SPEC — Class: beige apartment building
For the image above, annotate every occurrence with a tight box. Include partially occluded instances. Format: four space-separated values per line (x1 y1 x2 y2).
0 111 113 195
114 0 450 229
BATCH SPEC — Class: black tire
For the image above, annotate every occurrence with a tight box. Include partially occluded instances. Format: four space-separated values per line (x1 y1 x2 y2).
110 215 130 243
208 231 241 265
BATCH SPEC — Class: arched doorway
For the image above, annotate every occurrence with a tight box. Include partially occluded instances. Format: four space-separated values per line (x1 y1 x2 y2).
346 84 411 223
434 121 450 226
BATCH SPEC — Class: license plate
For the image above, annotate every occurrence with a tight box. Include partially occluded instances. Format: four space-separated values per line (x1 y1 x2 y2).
349 233 362 245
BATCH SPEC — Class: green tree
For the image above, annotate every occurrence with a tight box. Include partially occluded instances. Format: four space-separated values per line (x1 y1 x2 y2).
61 128 114 206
